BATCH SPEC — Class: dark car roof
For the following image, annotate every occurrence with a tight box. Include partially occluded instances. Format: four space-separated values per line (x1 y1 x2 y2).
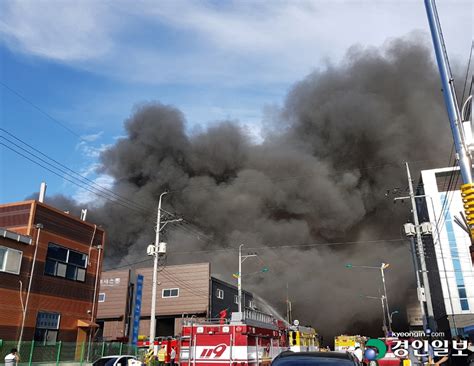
276 352 353 360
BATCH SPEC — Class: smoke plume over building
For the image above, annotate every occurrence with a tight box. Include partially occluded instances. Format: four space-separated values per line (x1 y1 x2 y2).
45 36 453 339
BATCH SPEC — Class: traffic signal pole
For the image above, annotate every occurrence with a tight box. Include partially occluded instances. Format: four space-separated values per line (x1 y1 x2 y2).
237 245 257 314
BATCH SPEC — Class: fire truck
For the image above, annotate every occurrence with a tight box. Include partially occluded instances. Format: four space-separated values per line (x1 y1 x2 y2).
178 309 289 366
287 320 320 352
334 335 366 352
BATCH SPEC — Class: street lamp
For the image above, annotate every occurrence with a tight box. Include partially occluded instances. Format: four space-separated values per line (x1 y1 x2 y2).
235 267 269 277
237 245 257 314
390 310 399 320
364 295 388 335
346 263 392 334
236 246 268 314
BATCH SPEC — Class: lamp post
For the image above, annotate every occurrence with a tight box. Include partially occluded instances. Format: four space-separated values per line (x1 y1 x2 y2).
236 245 268 314
365 295 388 336
380 263 392 333
18 223 43 351
390 310 399 321
346 263 392 334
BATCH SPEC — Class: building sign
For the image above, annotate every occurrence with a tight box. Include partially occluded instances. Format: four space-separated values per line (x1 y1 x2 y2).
132 274 144 345
100 277 121 286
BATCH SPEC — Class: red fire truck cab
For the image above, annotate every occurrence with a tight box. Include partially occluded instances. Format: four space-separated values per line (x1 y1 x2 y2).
179 310 288 366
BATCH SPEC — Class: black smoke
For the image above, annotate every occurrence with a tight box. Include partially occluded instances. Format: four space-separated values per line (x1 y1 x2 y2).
43 35 453 341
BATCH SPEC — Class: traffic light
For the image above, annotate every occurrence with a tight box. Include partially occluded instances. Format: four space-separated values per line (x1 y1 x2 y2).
461 183 474 238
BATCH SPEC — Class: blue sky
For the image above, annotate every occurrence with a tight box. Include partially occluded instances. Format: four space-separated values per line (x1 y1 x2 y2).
0 0 471 204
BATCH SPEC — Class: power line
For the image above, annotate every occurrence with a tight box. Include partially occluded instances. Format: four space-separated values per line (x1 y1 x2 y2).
437 164 461 234
103 237 406 271
176 238 405 253
103 258 152 272
430 160 458 240
0 81 84 140
0 141 152 215
0 128 153 214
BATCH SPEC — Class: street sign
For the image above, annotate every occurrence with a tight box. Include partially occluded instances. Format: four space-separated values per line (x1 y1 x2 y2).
132 274 144 345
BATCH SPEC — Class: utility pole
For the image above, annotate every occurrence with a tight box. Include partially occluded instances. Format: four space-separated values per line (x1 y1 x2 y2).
238 245 257 314
408 235 427 327
424 0 474 264
406 162 435 330
148 192 182 350
394 187 458 333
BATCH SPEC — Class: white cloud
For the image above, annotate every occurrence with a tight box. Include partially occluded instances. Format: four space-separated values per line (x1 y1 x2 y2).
0 0 471 86
81 131 103 142
79 143 111 158
71 135 115 204
73 171 115 205
72 160 115 205
0 0 118 61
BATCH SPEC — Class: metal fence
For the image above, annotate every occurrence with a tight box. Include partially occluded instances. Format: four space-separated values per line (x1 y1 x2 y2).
0 341 141 365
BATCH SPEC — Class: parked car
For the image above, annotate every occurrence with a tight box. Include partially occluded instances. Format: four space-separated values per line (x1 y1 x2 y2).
271 351 361 365
92 355 140 366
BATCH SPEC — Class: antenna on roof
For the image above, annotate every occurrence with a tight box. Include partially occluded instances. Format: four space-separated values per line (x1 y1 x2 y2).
38 182 47 203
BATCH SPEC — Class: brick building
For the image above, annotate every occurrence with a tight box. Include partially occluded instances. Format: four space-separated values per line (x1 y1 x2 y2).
97 263 254 340
0 200 105 345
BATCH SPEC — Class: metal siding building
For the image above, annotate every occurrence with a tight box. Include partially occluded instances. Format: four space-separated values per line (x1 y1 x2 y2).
419 167 474 336
209 277 253 318
97 264 253 340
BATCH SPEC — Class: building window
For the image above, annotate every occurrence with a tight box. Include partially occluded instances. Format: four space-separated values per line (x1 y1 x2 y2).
0 246 22 275
35 311 60 345
216 289 224 299
45 243 87 282
162 288 179 298
234 295 239 304
249 300 255 308
98 293 106 302
460 299 470 311
440 194 470 312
